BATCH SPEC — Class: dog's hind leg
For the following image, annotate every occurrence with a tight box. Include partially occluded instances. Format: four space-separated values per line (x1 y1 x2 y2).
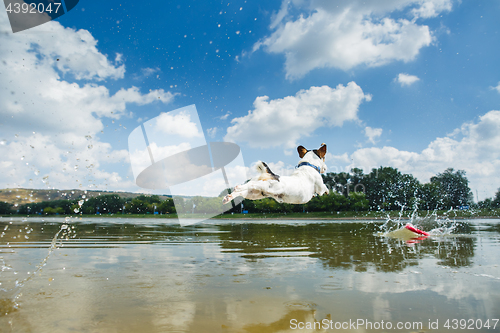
222 180 272 204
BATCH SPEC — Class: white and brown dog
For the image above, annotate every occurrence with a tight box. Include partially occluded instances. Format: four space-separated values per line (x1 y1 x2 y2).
222 144 329 205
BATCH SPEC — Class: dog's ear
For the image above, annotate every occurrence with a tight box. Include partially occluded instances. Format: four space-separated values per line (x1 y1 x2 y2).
317 144 327 159
297 146 308 158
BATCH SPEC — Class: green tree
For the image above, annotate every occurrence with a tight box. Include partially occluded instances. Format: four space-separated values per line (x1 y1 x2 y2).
477 198 493 210
417 182 442 210
158 198 176 214
253 198 281 213
125 197 149 214
194 197 224 214
80 194 125 214
305 192 349 212
430 168 472 208
348 192 369 211
43 207 55 215
364 167 421 210
492 188 500 208
0 201 13 214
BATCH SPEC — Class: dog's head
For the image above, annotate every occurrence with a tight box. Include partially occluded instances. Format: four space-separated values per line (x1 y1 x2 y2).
297 143 327 173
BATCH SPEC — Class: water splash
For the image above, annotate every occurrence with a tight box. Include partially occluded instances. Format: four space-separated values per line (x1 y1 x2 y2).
378 207 471 243
0 220 75 315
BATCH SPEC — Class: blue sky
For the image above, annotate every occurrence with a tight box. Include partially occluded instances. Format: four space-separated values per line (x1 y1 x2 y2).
1 0 500 201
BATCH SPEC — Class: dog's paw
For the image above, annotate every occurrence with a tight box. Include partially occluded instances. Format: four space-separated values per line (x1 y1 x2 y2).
222 194 232 204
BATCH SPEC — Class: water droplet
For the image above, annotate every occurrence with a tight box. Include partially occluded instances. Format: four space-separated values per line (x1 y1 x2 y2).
87 145 93 149
34 170 40 175
0 139 6 145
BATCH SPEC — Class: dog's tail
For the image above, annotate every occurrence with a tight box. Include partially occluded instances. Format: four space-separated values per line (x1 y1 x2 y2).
255 161 280 181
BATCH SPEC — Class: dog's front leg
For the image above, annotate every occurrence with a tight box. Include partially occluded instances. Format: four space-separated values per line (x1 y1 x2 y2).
222 183 250 204
316 183 329 196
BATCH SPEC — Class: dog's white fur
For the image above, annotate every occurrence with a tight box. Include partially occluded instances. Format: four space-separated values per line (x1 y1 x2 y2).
222 144 329 205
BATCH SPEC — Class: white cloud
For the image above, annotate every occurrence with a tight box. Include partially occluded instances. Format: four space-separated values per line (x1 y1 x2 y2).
141 67 160 77
0 12 175 191
133 67 161 80
364 126 383 144
395 73 420 86
254 0 455 79
224 82 371 149
206 127 218 138
492 82 500 94
335 110 500 201
153 111 203 138
115 53 124 64
411 0 454 19
219 111 232 120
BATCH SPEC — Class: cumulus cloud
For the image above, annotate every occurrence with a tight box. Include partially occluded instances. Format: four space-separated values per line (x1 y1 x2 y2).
219 111 232 120
153 111 203 139
411 0 454 19
224 82 371 149
364 126 383 144
395 73 420 86
492 82 500 94
255 0 454 79
335 110 500 201
206 127 218 138
133 67 161 80
0 12 175 191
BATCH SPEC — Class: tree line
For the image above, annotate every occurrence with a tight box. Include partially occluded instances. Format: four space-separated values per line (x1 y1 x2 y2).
0 194 176 216
1 167 499 216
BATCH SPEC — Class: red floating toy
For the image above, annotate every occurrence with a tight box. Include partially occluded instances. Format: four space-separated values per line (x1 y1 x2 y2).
404 223 429 236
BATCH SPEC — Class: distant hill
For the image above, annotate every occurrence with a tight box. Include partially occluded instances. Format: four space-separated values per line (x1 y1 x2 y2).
0 188 172 205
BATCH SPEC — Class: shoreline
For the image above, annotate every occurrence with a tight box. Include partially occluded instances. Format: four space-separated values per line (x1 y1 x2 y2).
1 214 499 221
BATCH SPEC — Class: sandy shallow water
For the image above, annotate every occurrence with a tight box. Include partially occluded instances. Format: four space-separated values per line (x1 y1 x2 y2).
1 217 499 332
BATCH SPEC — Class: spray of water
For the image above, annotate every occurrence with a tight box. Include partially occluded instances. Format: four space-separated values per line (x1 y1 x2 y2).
0 219 76 315
378 206 471 242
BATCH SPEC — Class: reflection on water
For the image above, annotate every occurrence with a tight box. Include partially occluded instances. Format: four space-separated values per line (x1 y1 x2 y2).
0 217 499 332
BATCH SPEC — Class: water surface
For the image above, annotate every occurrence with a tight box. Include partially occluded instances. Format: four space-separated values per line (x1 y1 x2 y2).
1 217 499 332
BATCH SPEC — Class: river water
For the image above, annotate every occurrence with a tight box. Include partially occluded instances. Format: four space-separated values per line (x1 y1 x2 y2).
0 216 499 332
